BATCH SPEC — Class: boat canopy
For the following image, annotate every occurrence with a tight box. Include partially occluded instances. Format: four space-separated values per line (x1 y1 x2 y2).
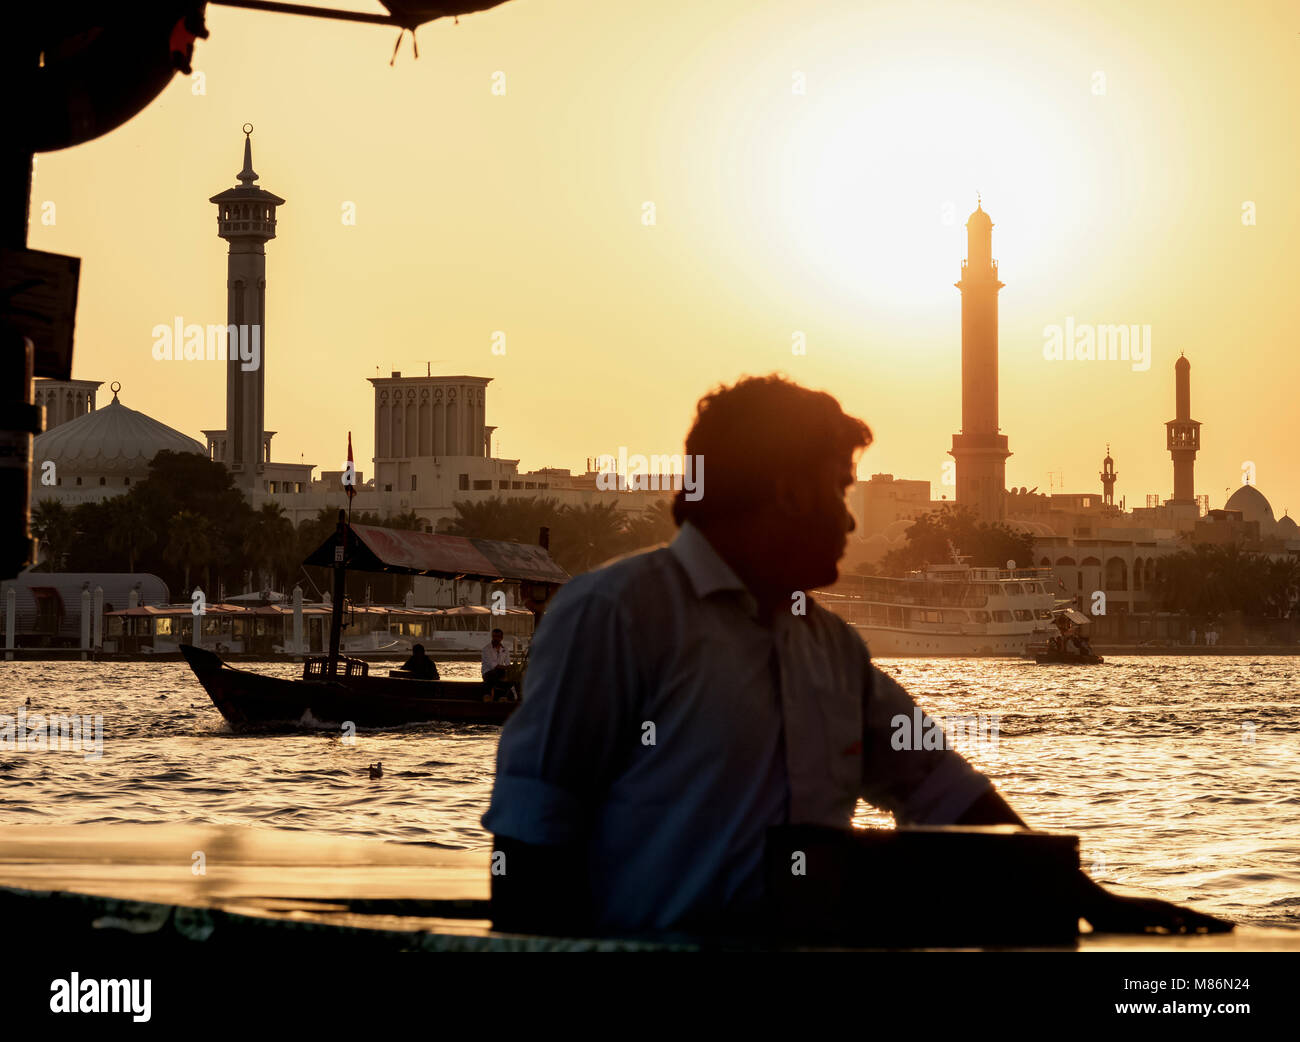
1058 608 1090 625
303 524 569 585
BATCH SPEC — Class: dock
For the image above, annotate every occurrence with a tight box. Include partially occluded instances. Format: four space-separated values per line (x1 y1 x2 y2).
1 824 1294 952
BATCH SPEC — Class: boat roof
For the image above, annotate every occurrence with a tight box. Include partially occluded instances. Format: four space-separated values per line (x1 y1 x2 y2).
303 523 569 585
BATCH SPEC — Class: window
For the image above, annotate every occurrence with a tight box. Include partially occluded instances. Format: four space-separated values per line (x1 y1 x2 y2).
992 610 1012 622
472 480 492 490
384 484 392 492
498 481 509 489
124 477 131 486
75 477 82 486
410 475 417 492
98 477 106 486
459 474 469 490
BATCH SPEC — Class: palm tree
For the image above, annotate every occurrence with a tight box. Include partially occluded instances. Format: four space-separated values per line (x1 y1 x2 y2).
31 500 75 572
385 509 426 531
165 510 213 594
622 497 676 551
550 501 627 574
244 501 294 589
444 496 562 544
104 495 156 573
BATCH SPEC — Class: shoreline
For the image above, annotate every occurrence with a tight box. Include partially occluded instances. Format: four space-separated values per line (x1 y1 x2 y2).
3 646 1299 662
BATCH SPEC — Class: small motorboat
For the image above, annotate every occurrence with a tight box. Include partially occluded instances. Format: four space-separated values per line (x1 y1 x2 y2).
1031 606 1103 664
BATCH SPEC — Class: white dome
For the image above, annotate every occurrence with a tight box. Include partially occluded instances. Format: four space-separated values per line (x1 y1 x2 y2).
1224 484 1275 527
34 392 205 476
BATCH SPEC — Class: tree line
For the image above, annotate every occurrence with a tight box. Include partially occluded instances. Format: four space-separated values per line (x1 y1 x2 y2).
29 451 678 601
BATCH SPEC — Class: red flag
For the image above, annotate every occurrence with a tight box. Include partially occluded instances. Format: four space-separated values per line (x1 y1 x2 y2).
345 431 356 499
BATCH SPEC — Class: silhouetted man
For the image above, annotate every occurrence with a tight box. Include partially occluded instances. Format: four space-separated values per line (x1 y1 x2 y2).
483 375 1230 939
401 643 437 680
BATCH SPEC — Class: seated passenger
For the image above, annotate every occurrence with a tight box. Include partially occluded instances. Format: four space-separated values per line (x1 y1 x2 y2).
481 628 517 701
400 643 438 679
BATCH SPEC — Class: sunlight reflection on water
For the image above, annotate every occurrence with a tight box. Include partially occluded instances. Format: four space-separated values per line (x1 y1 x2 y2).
1 655 1296 927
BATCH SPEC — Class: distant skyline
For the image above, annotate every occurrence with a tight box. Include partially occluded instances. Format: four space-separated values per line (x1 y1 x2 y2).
26 0 1300 515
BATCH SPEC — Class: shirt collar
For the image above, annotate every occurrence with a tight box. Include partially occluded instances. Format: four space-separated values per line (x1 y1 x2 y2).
669 522 758 615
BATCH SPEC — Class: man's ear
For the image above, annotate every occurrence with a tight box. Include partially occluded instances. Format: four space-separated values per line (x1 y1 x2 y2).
771 476 811 519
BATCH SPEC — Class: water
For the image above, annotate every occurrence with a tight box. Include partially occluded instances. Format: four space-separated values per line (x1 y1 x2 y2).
1 656 1296 929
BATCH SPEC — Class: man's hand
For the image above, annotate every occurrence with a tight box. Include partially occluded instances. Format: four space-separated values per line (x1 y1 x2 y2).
1076 872 1233 935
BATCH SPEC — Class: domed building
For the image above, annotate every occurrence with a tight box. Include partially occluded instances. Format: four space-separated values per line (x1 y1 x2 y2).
1223 484 1276 532
32 382 206 506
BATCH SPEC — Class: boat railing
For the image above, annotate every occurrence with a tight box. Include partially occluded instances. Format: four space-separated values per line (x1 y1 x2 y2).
303 656 370 679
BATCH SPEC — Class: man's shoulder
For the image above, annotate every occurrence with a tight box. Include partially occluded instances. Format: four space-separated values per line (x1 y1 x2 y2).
557 543 681 600
541 544 686 631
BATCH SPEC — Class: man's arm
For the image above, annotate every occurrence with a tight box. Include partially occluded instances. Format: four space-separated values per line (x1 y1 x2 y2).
489 835 592 935
481 582 640 934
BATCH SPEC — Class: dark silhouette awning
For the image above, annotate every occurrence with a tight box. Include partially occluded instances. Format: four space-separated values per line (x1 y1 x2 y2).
303 524 568 585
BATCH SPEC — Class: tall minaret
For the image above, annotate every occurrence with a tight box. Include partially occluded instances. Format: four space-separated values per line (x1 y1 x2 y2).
209 124 284 490
1100 446 1117 507
1165 353 1200 504
949 199 1010 521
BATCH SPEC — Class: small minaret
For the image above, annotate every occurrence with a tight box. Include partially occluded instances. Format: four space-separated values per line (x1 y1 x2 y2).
1165 353 1200 505
1100 445 1117 507
949 197 1010 521
209 124 284 489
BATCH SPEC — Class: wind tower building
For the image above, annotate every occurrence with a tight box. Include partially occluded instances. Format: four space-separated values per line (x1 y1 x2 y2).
949 199 1010 521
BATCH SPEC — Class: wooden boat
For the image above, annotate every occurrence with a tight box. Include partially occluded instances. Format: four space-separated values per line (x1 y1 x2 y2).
1030 606 1103 664
180 643 517 728
180 513 567 730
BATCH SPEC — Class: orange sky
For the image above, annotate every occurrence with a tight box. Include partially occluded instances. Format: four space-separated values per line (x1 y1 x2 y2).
27 0 1300 516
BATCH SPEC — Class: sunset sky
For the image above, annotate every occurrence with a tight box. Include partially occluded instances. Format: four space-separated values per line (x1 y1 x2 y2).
27 0 1300 517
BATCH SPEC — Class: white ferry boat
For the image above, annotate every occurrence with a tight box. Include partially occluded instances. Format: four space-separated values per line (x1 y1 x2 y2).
814 561 1066 656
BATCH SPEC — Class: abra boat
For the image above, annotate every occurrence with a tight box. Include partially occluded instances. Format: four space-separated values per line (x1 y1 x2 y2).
1028 607 1104 664
180 514 568 731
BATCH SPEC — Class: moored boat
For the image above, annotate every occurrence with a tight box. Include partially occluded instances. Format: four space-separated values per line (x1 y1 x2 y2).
814 559 1065 656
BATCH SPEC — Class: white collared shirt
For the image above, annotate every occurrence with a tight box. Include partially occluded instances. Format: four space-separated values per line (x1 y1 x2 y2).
481 641 511 676
483 522 990 932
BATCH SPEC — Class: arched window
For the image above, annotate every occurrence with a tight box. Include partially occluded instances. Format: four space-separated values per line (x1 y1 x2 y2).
1104 557 1127 591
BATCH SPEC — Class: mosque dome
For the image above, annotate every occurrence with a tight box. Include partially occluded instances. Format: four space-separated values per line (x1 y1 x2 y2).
33 384 205 478
1277 513 1298 535
1223 484 1275 528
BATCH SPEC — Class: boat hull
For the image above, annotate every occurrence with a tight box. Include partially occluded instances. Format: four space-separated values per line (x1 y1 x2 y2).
850 625 1042 657
1033 652 1105 665
180 644 515 730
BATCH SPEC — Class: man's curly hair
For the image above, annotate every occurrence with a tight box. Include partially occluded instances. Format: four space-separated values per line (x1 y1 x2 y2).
672 375 872 526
